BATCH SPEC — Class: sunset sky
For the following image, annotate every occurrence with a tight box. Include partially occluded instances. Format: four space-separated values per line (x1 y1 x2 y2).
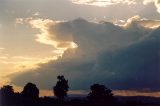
0 0 160 97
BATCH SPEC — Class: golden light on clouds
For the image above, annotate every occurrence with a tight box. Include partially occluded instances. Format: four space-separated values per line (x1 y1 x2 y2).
0 17 79 86
0 47 5 50
28 18 78 57
71 0 136 7
0 77 10 87
122 15 160 29
0 54 58 87
71 0 160 14
71 42 78 48
16 17 79 57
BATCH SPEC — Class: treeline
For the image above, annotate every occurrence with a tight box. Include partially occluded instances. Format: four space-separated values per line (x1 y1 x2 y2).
0 75 159 106
0 75 116 106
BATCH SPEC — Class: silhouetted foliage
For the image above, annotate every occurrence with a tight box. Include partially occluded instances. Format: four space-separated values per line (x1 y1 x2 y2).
88 84 114 105
0 85 17 106
53 75 69 100
0 78 160 106
0 85 14 97
21 82 39 99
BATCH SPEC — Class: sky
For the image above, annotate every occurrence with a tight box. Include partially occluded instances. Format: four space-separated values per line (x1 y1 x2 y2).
0 0 160 97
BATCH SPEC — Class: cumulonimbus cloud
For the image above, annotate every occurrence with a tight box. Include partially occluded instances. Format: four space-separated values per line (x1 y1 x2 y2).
11 16 160 91
16 15 160 58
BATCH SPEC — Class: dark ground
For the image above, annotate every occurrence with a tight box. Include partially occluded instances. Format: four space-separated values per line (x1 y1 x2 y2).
1 95 160 106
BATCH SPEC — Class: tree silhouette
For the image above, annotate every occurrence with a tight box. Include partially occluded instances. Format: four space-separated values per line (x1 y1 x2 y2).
0 85 14 97
53 75 69 100
88 84 114 105
21 82 39 99
0 85 15 105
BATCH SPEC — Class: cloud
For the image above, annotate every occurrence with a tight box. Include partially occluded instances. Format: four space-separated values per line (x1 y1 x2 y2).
33 12 40 16
16 18 24 24
0 53 58 75
143 0 154 5
70 0 160 15
124 15 160 28
0 47 5 50
0 48 6 59
155 0 160 13
70 0 137 6
29 18 78 57
143 0 160 13
27 16 158 57
95 29 160 90
0 48 5 54
10 16 160 91
16 17 78 57
113 90 160 97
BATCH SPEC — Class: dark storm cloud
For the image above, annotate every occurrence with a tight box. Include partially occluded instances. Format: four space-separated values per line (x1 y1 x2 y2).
9 18 160 91
95 28 160 90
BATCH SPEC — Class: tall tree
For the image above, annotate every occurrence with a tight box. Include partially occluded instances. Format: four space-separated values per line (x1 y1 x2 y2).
53 75 69 100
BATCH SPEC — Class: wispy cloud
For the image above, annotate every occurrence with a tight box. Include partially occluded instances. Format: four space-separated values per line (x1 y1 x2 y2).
0 47 5 54
70 0 137 6
33 12 40 16
70 0 160 15
0 47 5 50
113 90 160 97
0 56 8 59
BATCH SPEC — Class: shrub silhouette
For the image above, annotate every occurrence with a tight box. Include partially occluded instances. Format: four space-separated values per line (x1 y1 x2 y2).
88 84 114 105
53 75 69 100
21 82 39 99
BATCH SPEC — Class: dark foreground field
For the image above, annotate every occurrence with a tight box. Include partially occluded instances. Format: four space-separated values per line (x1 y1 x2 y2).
1 95 160 106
